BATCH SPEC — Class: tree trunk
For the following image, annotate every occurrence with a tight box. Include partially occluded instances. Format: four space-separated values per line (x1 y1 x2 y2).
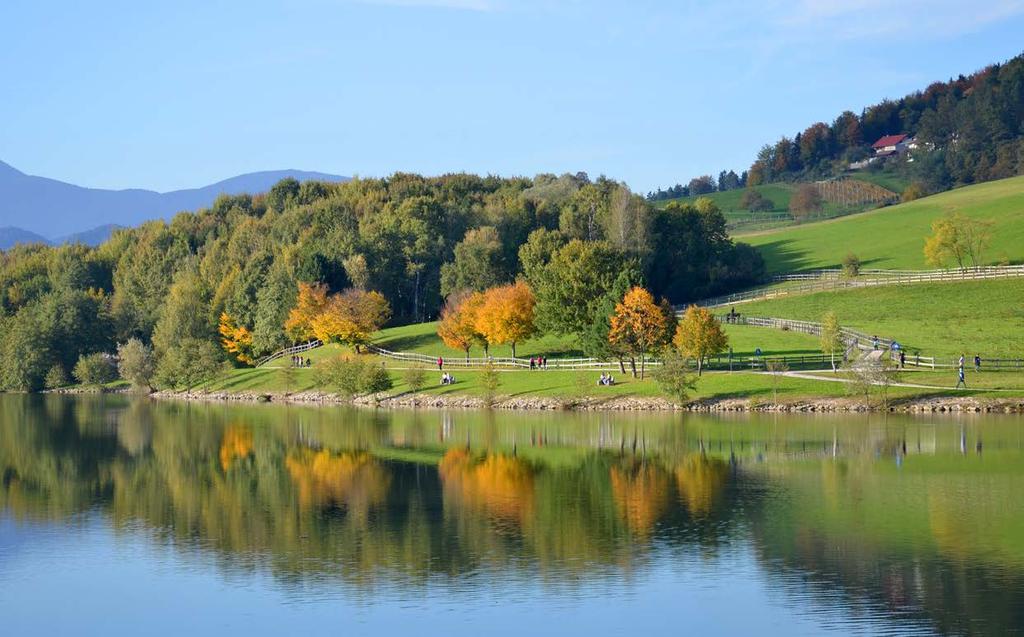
629 357 637 378
640 354 645 380
511 342 517 359
697 357 703 377
618 357 626 374
464 348 470 362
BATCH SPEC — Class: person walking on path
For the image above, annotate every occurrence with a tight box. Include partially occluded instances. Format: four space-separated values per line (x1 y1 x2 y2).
956 365 967 389
974 354 981 372
899 350 905 369
959 354 965 369
437 356 443 371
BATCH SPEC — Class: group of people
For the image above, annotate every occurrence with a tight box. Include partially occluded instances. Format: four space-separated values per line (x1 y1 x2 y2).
529 356 547 370
440 372 456 385
290 355 311 367
597 372 616 386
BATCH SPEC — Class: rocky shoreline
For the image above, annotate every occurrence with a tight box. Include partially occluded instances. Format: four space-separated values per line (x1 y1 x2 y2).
137 388 1024 414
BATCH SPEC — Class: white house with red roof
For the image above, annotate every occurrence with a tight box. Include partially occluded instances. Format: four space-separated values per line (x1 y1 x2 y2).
872 134 910 156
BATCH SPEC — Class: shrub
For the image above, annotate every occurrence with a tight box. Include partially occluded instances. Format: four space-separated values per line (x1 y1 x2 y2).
361 364 393 397
402 365 427 393
901 182 926 202
44 364 70 389
73 353 117 387
479 361 501 406
842 252 861 277
652 350 696 403
155 338 223 391
117 338 155 391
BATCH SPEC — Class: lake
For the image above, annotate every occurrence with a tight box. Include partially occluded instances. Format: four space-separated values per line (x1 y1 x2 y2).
1 395 1022 636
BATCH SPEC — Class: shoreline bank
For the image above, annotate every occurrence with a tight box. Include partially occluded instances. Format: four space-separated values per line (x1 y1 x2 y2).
127 388 1024 414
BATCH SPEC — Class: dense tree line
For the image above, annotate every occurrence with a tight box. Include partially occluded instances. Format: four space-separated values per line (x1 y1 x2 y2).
0 172 764 391
646 170 747 202
748 53 1024 192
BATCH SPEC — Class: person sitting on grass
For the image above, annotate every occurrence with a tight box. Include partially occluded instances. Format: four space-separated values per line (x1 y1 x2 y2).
441 372 450 385
598 373 607 386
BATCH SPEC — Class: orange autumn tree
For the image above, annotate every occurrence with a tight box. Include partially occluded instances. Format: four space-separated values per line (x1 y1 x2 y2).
309 289 391 352
474 281 536 358
284 282 330 342
673 305 728 376
285 284 390 351
607 286 669 378
437 291 488 360
218 312 255 365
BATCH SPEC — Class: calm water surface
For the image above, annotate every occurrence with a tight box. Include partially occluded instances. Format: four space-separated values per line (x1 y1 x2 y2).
1 395 1022 636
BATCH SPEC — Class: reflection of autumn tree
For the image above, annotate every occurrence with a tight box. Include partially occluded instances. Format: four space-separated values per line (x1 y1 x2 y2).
439 448 535 526
285 449 391 517
219 425 254 471
673 453 727 516
610 461 670 537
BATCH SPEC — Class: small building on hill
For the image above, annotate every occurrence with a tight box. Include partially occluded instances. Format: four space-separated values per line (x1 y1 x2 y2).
872 134 910 157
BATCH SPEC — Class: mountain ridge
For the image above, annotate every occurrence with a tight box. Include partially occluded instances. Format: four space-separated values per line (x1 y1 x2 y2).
0 160 349 245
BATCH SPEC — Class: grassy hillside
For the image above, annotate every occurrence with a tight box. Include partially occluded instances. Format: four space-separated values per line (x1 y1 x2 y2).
739 175 1024 274
849 171 910 194
737 279 1024 359
370 320 823 361
654 184 793 212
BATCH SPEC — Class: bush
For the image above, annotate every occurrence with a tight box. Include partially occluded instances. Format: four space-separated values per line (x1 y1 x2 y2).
740 189 775 212
361 364 394 397
479 361 501 406
44 364 70 389
155 338 223 391
652 350 696 403
901 182 926 202
842 252 861 277
117 338 155 390
73 352 118 387
402 365 427 393
789 184 824 220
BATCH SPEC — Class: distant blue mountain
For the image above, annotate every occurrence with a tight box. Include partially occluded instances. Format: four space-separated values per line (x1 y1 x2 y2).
0 226 51 249
0 160 349 244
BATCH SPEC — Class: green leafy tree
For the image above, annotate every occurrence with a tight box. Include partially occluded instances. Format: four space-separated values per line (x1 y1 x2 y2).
117 338 156 390
154 338 223 391
819 312 844 372
440 226 506 297
73 353 117 387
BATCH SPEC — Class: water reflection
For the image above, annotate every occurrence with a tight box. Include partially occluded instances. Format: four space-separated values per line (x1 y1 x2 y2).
1 395 1023 635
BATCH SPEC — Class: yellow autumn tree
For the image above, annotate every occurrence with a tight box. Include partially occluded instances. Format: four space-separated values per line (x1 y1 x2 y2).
474 281 536 358
218 312 255 365
284 282 329 342
309 289 391 352
608 286 669 378
437 291 487 360
923 213 993 270
673 305 728 376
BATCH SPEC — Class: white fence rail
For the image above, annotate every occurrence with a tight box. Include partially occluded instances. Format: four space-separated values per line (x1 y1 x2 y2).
255 340 323 367
695 265 1024 308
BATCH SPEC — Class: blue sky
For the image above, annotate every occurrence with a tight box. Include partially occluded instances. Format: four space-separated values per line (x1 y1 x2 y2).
2 0 1023 194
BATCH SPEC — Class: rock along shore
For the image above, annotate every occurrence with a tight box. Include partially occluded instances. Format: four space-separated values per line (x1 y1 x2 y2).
141 389 1024 414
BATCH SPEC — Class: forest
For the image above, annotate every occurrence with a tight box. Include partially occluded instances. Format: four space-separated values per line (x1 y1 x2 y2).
649 53 1024 202
0 172 764 391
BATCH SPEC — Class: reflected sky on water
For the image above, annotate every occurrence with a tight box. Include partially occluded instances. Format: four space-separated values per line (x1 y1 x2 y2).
1 395 1022 635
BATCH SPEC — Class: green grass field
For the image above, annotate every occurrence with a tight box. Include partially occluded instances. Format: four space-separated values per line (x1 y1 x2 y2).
655 183 794 212
849 170 910 194
737 278 1024 359
371 321 822 360
739 175 1024 274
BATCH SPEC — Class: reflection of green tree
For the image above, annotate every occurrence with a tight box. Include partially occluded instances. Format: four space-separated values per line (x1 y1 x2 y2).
3 393 1024 633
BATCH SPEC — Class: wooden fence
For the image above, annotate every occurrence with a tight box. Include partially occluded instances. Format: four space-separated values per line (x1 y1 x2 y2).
254 340 323 367
695 265 1024 308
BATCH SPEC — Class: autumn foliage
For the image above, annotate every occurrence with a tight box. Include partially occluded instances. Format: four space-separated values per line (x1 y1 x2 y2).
285 283 391 351
608 286 671 378
673 305 728 376
219 312 255 365
473 281 536 358
437 291 488 359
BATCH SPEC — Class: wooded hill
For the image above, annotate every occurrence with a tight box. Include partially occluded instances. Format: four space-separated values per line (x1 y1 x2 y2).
0 173 764 391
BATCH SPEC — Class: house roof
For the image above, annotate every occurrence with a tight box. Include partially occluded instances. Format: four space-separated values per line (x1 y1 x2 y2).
872 134 908 149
